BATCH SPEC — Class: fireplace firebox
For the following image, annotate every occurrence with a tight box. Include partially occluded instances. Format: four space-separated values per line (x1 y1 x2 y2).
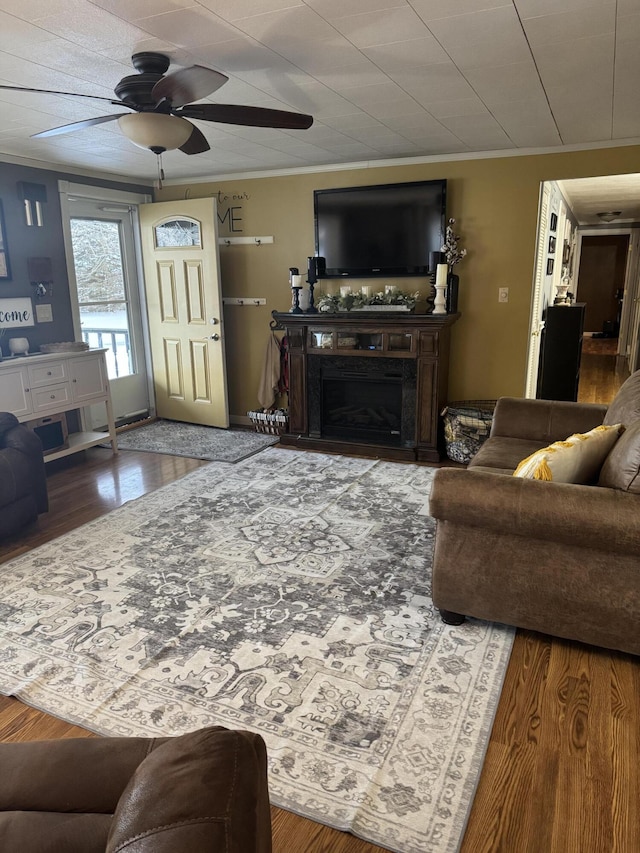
308 356 416 447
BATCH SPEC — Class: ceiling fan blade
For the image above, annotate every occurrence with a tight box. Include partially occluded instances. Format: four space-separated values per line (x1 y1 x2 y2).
32 113 130 139
178 103 313 129
179 123 210 155
152 65 229 108
0 83 124 105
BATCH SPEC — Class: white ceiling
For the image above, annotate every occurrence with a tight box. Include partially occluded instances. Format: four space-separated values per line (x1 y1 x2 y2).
559 174 640 226
0 0 639 186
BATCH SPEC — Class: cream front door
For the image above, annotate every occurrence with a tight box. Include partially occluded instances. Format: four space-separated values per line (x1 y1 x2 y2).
139 198 228 427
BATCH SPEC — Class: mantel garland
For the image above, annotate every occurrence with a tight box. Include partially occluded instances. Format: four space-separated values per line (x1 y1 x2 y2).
317 289 419 312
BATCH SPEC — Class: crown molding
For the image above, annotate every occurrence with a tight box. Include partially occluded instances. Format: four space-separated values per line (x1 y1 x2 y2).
164 137 640 187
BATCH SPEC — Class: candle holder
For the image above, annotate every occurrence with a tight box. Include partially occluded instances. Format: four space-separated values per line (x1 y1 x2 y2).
290 286 303 314
433 264 448 314
306 280 318 313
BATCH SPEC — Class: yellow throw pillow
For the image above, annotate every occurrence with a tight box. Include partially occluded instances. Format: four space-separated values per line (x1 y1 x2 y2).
513 423 623 483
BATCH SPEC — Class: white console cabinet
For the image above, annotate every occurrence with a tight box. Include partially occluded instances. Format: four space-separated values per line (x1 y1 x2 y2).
0 349 118 462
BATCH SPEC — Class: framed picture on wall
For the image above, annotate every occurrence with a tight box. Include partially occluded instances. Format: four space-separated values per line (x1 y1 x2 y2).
548 235 556 253
546 258 554 275
550 212 558 232
562 240 571 264
0 201 10 280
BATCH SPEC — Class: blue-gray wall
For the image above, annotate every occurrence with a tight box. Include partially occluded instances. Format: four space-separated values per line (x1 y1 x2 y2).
0 160 151 353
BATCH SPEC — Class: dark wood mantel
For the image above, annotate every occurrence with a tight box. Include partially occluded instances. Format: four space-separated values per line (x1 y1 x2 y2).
273 310 459 462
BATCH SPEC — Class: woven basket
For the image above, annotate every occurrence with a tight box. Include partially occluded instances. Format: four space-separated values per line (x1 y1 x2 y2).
247 410 288 435
441 400 496 464
40 341 90 353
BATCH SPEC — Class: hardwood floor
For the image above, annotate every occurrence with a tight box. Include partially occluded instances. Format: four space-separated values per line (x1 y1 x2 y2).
577 338 630 404
1 350 638 853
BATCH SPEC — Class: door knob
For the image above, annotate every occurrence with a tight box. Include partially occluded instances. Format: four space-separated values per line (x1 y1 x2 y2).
210 317 218 325
209 333 220 341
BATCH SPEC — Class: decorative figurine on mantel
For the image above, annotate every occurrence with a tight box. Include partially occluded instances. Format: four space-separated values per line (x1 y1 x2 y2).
441 218 467 314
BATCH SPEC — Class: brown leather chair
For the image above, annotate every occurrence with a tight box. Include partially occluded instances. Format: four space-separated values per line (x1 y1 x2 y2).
0 726 272 852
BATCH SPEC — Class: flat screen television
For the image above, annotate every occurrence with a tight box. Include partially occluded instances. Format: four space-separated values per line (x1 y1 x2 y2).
313 179 446 278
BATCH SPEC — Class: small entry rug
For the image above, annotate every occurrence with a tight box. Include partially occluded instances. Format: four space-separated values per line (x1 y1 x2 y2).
0 449 514 853
115 419 279 462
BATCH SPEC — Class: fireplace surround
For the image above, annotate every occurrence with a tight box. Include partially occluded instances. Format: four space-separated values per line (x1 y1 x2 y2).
273 311 459 462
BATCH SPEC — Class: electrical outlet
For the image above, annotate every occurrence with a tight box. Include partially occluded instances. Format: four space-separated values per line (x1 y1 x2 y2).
498 287 509 303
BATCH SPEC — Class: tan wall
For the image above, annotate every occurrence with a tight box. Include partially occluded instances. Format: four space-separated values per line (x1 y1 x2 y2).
158 145 640 420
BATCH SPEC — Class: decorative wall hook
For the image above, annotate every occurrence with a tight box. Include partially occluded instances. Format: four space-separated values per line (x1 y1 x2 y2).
255 238 261 246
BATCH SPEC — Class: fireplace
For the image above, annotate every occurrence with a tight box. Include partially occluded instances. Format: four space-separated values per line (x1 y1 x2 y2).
308 356 416 448
273 312 458 462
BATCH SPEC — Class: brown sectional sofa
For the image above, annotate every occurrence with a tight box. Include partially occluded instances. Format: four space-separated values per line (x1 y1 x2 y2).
430 369 640 657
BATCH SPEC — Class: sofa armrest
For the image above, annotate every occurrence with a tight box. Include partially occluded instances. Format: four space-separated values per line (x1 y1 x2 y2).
3 423 48 513
107 727 272 853
429 468 640 556
490 397 608 443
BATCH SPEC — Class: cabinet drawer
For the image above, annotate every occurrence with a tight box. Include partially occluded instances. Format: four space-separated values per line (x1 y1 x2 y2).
29 361 67 387
32 383 72 412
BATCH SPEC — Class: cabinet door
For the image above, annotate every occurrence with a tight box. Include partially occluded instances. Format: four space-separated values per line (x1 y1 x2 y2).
0 367 31 418
69 354 107 403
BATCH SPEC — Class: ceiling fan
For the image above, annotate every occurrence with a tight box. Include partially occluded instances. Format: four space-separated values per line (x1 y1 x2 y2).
0 51 313 166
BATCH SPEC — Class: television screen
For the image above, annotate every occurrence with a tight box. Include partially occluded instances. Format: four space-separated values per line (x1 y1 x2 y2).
314 179 446 278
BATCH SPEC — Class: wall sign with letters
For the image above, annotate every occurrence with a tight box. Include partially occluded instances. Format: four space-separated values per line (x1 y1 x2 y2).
213 190 250 234
0 297 35 328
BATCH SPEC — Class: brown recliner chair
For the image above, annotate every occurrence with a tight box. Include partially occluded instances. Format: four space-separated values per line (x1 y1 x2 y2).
0 726 272 852
0 411 48 538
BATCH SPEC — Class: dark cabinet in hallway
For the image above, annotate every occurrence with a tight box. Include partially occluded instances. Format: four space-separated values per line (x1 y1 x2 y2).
537 303 586 401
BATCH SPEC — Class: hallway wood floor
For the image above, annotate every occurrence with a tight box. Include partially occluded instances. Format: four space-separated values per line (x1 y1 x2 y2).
0 354 637 853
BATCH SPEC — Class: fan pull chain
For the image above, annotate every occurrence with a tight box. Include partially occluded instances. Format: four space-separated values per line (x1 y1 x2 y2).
156 152 165 189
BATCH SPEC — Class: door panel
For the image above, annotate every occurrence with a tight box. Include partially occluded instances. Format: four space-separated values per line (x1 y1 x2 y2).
164 339 184 399
158 263 178 322
186 262 206 324
140 198 228 427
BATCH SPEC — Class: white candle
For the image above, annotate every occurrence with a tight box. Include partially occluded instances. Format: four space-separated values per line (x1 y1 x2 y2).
291 274 302 288
436 264 448 287
361 285 372 297
340 285 351 296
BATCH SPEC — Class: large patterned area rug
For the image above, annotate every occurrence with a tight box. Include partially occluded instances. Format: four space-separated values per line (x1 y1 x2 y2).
115 418 279 461
0 448 514 853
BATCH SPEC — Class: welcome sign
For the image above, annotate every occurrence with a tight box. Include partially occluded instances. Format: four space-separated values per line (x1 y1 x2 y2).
0 297 35 328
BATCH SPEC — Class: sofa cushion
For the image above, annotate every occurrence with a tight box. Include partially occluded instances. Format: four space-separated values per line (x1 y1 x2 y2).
513 423 622 483
469 436 549 474
598 420 640 493
604 369 640 426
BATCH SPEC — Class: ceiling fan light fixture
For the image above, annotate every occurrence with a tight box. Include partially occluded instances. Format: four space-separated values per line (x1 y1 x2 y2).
596 211 622 222
117 112 192 152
